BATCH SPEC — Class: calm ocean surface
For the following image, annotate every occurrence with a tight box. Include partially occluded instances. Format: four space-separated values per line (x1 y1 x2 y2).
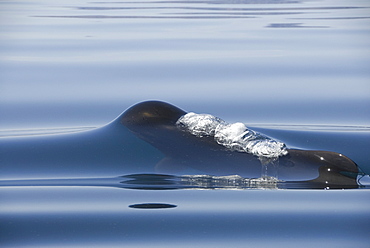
1 0 370 247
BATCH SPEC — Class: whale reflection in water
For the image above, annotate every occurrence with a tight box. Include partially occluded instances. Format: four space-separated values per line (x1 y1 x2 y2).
0 101 360 189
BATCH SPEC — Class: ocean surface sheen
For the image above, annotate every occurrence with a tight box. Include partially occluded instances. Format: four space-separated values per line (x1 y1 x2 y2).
0 0 369 247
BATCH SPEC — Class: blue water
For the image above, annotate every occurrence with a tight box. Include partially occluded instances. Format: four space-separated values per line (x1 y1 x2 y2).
1 0 370 247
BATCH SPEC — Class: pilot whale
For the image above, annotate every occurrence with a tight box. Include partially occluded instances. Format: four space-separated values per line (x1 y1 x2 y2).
120 101 359 188
0 101 359 188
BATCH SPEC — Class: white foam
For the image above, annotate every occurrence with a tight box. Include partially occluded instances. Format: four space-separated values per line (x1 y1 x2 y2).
176 112 226 137
176 112 288 159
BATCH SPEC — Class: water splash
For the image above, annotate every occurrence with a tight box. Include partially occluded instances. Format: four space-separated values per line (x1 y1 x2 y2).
260 158 279 181
176 112 288 181
176 112 226 137
176 112 288 159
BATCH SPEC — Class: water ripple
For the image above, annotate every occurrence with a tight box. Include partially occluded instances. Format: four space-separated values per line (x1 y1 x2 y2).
31 1 369 24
